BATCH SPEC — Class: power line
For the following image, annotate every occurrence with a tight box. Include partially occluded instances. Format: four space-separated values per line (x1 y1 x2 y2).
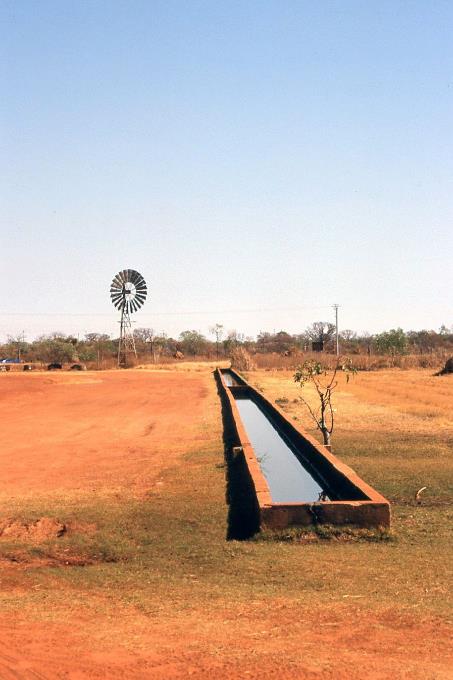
0 305 334 318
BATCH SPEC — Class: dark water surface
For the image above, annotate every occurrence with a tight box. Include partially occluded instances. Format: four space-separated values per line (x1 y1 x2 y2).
234 397 328 503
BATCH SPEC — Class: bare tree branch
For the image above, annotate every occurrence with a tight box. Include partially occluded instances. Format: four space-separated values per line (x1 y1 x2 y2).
294 357 356 449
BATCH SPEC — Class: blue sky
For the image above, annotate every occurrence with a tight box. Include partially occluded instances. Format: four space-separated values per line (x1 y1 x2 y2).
1 0 452 341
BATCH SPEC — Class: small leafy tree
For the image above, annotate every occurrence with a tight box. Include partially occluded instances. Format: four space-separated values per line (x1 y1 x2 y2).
82 333 115 366
179 330 208 356
293 358 356 449
31 334 78 364
373 328 407 356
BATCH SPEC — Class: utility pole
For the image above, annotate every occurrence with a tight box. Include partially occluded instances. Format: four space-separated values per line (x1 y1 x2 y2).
333 304 340 357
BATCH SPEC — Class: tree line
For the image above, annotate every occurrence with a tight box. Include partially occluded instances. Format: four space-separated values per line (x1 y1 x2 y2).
1 322 452 365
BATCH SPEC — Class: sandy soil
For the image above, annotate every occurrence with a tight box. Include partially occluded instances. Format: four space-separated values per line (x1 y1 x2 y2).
0 605 451 679
0 370 209 497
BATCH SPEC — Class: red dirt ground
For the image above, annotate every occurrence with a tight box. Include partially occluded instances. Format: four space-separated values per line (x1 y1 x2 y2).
0 370 209 497
0 606 451 679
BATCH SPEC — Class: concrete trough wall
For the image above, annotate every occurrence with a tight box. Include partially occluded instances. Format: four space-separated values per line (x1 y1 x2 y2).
217 368 390 530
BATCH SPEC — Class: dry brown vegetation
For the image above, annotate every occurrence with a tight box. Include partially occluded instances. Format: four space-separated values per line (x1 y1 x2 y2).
253 350 449 371
0 365 451 678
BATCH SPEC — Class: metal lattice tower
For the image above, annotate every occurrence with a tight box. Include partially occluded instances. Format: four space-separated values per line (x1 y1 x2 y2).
110 269 147 367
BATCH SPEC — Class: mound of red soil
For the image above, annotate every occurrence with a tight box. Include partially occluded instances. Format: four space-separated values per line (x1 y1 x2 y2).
0 517 66 541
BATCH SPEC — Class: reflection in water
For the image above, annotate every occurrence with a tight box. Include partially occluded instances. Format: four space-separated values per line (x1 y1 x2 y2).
234 398 328 503
223 371 239 386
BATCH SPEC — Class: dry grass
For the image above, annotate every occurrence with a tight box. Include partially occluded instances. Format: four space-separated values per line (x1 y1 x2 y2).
253 350 449 371
135 359 230 372
247 368 453 434
244 368 453 499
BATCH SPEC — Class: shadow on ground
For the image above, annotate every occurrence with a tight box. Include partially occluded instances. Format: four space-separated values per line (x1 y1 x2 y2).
214 371 260 540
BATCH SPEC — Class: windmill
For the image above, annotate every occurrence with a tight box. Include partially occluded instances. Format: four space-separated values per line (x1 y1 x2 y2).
110 269 147 367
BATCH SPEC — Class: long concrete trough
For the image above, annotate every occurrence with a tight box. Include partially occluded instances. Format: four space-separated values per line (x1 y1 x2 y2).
217 368 390 531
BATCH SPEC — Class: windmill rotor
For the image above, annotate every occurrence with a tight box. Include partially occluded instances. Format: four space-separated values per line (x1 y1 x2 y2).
110 269 147 314
110 269 147 367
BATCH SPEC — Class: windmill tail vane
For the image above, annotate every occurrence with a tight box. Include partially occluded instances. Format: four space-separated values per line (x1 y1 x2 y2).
110 269 147 367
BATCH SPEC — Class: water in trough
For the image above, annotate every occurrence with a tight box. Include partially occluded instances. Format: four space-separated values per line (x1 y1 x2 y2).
222 372 239 386
234 396 328 503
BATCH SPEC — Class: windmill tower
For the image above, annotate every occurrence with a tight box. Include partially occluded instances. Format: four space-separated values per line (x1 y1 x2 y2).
110 269 147 367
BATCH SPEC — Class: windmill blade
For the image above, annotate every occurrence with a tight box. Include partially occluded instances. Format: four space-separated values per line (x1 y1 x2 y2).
135 289 146 298
130 271 140 285
131 271 143 286
132 270 145 283
135 286 147 297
